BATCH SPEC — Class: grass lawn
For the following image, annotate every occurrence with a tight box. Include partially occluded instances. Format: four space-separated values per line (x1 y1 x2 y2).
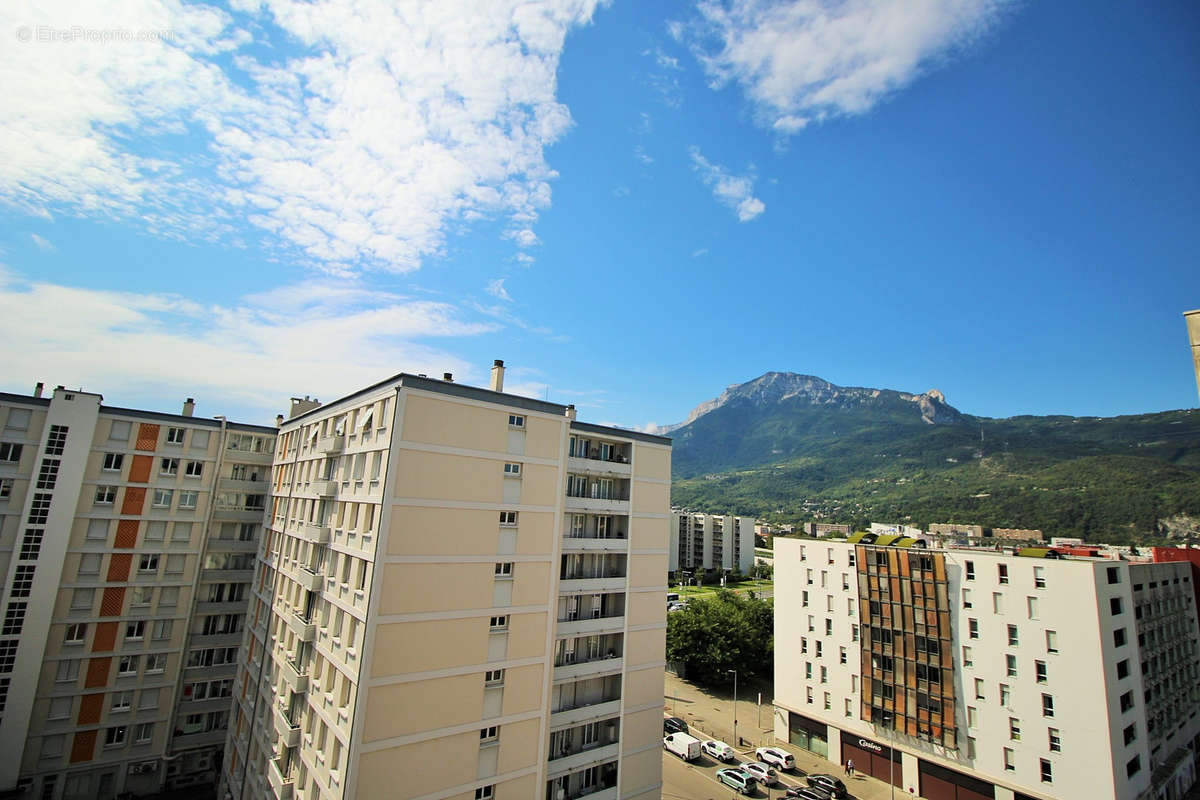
674 579 772 599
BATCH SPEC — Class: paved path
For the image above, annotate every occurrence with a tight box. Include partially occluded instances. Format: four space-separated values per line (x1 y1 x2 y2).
664 672 921 800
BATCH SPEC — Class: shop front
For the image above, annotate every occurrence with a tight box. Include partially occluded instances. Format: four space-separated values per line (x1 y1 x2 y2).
839 731 902 788
919 760 994 800
787 712 829 759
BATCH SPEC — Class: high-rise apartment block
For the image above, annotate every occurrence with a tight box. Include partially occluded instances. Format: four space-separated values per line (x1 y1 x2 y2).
773 537 1200 800
222 367 671 800
0 385 275 799
1186 309 1200 404
668 511 754 578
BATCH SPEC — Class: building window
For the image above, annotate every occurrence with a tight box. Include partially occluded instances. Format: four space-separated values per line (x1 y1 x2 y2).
1006 654 1018 677
992 592 1003 613
160 458 179 476
2 603 27 635
475 786 494 800
104 726 127 747
1035 660 1047 683
1003 748 1014 771
135 723 154 744
1042 693 1054 717
111 691 132 712
1116 659 1129 679
839 646 847 664
1107 566 1120 584
489 616 508 630
1045 630 1058 653
967 706 978 728
55 660 80 683
11 565 35 598
145 654 166 674
1126 756 1141 778
494 562 513 577
1027 596 1039 619
503 462 521 476
185 460 203 477
962 646 973 667
64 623 87 645
499 511 517 526
1049 728 1061 752
1040 758 1052 783
484 669 504 685
0 443 22 463
1007 624 1018 646
1009 718 1021 741
102 453 124 472
962 588 972 608
178 490 197 510
1000 684 1011 706
1033 565 1046 588
1113 628 1127 647
152 620 172 641
138 554 159 573
94 486 117 505
166 427 185 445
125 621 145 641
43 425 68 455
1120 691 1134 712
1110 597 1123 616
998 564 1009 584
109 420 131 442
1122 724 1136 745
974 678 985 699
479 726 499 743
507 414 524 428
4 408 30 431
118 656 139 676
70 589 94 610
968 618 979 639
152 489 173 508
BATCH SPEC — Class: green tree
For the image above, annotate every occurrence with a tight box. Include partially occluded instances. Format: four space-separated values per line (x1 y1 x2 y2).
666 590 773 687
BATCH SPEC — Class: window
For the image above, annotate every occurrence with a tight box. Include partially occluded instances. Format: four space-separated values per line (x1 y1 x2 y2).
158 587 178 608
1000 684 1011 706
153 620 172 641
109 420 131 442
962 588 972 608
1107 566 1120 584
820 666 827 684
65 623 87 645
102 453 124 472
4 408 30 431
840 646 847 665
974 678 985 699
1049 727 1061 752
499 511 517 526
1033 565 1046 588
160 458 179 476
476 786 495 800
1113 628 1127 647
802 591 809 608
111 691 132 712
1003 748 1014 771
489 615 508 630
191 429 210 449
1027 596 1039 619
1116 659 1129 679
94 485 117 505
1110 597 1123 616
2 603 26 635
55 660 80 683
484 669 504 685
145 654 166 674
124 621 145 641
118 655 139 676
966 561 976 580
507 414 524 428
0 478 10 498
1042 693 1054 717
962 646 973 667
79 552 102 577
1040 758 1052 783
71 589 94 610
1007 624 1018 646
135 723 154 744
998 564 1009 584
993 592 1003 613
1010 718 1021 741
11 565 34 598
48 697 71 720
1035 660 1047 683
130 587 152 607
968 618 979 639
503 463 521 476
0 443 23 463
1120 691 1134 712
1123 724 1136 745
138 554 159 573
1045 630 1058 653
1126 756 1141 778
1006 654 1018 677
494 562 513 577
967 706 978 728
144 521 165 541
166 427 185 445
479 726 499 743
104 726 127 747
185 460 203 477
178 490 197 510
152 489 173 508
825 618 833 635
43 425 66 455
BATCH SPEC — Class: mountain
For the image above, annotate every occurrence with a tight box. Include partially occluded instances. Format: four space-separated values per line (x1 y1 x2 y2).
669 372 1200 543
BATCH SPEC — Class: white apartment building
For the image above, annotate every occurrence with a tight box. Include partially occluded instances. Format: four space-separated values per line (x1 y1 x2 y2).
0 385 275 799
668 511 754 578
773 537 1200 800
222 364 671 800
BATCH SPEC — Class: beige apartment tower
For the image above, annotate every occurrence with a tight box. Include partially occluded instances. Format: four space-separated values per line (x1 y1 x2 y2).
1186 309 1200 405
222 367 671 800
0 386 275 799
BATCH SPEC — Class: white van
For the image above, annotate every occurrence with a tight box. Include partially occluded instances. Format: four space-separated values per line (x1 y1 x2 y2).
663 732 702 762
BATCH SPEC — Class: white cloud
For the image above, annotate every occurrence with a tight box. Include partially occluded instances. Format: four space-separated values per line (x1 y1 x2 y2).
0 266 496 418
611 185 630 198
634 145 654 165
689 0 1011 132
30 233 55 251
0 0 601 271
688 146 765 222
691 247 708 258
486 278 513 302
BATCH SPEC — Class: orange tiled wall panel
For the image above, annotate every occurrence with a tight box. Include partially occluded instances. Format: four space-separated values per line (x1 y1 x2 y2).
69 730 97 763
135 423 159 451
77 693 103 724
114 520 139 548
106 553 132 582
84 657 111 689
128 454 153 483
121 487 146 516
91 622 118 652
99 588 125 617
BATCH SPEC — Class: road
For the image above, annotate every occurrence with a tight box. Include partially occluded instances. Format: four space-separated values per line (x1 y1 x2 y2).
661 745 835 800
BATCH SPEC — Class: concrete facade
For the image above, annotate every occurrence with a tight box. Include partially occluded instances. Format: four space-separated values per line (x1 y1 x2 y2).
668 511 754 577
1186 309 1200 405
222 369 671 800
0 387 274 799
772 538 1200 800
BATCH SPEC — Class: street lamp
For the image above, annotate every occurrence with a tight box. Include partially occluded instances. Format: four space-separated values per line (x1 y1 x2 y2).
727 669 738 748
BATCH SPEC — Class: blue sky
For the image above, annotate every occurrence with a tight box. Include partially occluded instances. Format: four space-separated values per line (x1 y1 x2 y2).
1 0 1198 429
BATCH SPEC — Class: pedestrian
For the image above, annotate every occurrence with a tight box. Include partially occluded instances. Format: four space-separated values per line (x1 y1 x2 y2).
845 758 854 777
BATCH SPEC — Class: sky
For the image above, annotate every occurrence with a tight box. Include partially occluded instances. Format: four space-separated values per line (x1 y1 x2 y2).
1 0 1198 430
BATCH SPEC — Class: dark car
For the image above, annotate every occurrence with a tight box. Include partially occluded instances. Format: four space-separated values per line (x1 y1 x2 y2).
806 774 848 798
663 716 689 735
785 787 830 800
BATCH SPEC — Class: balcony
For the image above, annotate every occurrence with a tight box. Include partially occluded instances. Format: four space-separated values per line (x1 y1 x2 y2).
206 538 259 553
562 536 628 554
299 522 331 545
567 454 632 479
547 742 621 779
558 577 626 594
281 658 308 693
190 631 243 648
201 568 255 582
219 477 268 493
556 615 625 638
553 656 624 684
267 757 295 800
286 611 315 641
316 434 344 455
212 507 267 523
309 479 337 497
273 704 301 749
550 698 622 729
297 565 325 591
564 494 630 514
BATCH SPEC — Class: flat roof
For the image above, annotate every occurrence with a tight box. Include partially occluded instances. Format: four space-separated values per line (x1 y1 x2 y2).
0 391 275 433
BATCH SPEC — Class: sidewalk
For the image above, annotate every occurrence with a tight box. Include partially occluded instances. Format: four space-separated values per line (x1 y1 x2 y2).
665 671 920 800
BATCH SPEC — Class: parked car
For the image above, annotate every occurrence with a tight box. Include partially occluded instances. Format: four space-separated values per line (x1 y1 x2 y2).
740 761 777 786
805 774 848 798
702 740 736 762
785 787 831 800
663 733 702 761
663 716 688 735
716 768 756 795
755 746 795 771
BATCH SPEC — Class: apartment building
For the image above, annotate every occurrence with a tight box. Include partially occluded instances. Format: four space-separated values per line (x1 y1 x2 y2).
773 537 1200 800
1185 309 1200 403
222 364 671 800
668 511 754 578
0 385 275 799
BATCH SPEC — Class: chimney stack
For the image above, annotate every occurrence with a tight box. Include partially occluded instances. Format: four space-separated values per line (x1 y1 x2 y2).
443 372 453 382
490 359 505 393
33 382 44 398
276 414 284 428
182 398 195 417
565 403 576 421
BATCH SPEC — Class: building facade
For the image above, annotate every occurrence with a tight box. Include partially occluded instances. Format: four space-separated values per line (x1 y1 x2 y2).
668 511 754 578
1185 309 1200 404
0 386 275 799
221 367 671 800
773 538 1200 800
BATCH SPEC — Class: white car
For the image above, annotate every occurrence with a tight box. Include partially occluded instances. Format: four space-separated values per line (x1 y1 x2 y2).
741 761 777 786
756 746 795 771
701 740 736 762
